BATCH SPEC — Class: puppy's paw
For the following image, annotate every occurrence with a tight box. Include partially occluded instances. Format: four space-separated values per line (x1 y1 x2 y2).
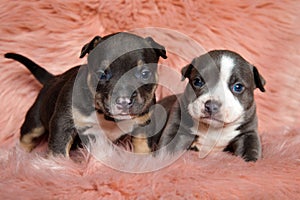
114 134 133 152
132 136 151 154
189 142 200 152
242 152 260 162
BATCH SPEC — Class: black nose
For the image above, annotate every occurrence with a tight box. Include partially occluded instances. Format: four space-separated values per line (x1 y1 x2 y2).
204 100 221 115
116 97 133 109
115 91 137 109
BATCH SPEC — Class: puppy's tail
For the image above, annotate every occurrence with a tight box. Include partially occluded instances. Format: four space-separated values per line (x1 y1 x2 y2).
5 53 54 85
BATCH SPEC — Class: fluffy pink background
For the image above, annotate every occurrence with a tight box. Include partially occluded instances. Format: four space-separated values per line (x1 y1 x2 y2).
0 0 300 199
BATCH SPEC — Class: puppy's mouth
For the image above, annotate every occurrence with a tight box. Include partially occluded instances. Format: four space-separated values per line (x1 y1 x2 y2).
110 114 133 120
95 102 142 120
96 109 134 120
201 117 224 124
200 115 242 127
98 106 135 120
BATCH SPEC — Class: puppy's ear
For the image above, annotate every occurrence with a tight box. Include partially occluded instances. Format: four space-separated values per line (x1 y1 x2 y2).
181 64 193 81
145 37 167 59
80 36 102 58
253 66 266 92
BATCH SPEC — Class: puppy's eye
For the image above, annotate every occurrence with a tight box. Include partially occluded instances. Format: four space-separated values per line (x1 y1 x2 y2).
140 69 152 80
193 77 205 88
232 83 245 94
99 72 106 80
99 71 111 81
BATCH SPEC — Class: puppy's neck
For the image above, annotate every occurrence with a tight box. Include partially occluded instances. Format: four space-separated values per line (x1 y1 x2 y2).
96 114 133 141
96 112 150 141
192 115 244 132
191 119 242 153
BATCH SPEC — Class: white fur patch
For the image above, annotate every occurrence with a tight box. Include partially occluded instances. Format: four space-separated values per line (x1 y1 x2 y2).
219 55 243 123
191 118 243 157
220 55 235 76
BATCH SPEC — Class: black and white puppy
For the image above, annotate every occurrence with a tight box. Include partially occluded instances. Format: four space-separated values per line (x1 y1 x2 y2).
5 32 167 157
156 50 265 162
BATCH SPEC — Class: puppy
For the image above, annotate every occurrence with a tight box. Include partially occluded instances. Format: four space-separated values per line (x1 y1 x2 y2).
156 50 265 162
5 32 167 157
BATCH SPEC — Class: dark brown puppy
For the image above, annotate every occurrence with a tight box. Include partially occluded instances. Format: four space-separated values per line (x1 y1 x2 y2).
5 32 167 157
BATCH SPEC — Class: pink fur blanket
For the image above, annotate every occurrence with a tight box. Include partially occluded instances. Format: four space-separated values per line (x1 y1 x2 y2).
1 0 300 199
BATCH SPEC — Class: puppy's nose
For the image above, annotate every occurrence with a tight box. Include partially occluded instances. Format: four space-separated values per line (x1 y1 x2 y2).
116 97 133 109
204 100 221 115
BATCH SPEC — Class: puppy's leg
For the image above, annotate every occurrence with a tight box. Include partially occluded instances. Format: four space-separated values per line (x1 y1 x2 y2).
165 131 195 153
114 134 133 151
48 114 77 157
131 113 154 154
20 98 46 152
189 137 200 152
224 132 261 162
132 113 164 154
159 123 196 154
132 134 151 154
47 80 78 157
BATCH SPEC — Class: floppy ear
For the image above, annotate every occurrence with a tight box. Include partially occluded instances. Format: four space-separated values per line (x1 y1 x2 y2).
145 37 167 59
80 36 102 58
181 64 193 81
253 66 266 92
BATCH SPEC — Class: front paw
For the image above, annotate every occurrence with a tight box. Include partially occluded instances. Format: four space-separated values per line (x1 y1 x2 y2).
189 141 199 152
113 134 133 151
242 149 261 162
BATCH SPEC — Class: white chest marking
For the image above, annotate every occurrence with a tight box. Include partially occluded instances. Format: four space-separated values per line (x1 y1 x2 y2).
191 119 242 156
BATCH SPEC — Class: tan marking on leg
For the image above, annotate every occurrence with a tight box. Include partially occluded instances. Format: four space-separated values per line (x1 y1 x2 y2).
132 134 151 154
65 137 74 158
47 136 74 158
190 141 200 151
20 127 45 152
47 150 53 158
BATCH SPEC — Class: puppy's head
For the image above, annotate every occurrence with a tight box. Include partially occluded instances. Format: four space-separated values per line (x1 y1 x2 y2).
82 32 167 120
182 50 265 128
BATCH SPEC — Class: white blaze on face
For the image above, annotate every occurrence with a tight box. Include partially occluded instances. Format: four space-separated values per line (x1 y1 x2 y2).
218 55 244 122
188 55 244 125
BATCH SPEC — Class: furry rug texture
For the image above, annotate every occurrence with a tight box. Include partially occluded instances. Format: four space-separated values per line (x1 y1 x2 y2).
1 0 300 199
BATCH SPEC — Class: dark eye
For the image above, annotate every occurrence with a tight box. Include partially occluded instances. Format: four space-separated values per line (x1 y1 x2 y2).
193 77 205 88
140 69 152 80
99 71 111 81
232 83 245 94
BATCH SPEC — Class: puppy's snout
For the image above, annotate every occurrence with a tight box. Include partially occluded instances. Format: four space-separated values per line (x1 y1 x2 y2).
116 97 133 108
115 91 137 109
204 100 221 115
